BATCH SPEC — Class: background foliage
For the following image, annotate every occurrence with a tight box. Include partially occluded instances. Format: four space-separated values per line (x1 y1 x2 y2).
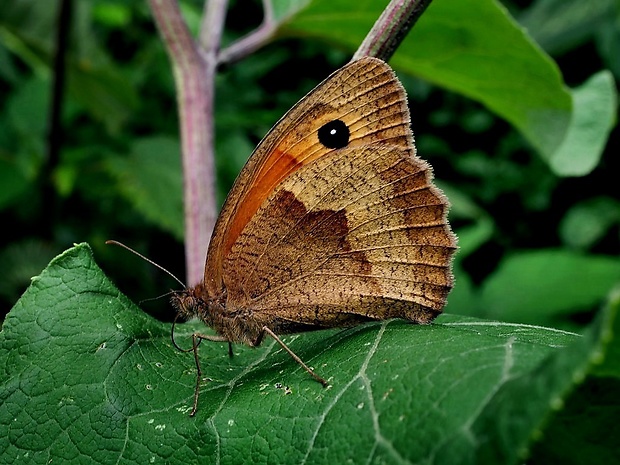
0 0 618 329
0 0 619 463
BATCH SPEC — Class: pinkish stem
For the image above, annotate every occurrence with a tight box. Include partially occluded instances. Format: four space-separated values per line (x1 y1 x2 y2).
148 0 225 285
218 0 276 66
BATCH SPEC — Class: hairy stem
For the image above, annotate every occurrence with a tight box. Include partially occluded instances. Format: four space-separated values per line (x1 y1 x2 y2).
354 0 433 62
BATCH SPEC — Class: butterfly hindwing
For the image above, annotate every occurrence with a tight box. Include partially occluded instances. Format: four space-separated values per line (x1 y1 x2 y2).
222 143 456 332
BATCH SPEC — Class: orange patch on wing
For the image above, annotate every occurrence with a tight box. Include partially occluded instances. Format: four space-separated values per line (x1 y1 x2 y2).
224 148 307 258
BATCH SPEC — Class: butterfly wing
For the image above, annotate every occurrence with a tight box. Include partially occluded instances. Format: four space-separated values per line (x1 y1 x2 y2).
222 142 456 333
204 57 413 297
210 57 456 331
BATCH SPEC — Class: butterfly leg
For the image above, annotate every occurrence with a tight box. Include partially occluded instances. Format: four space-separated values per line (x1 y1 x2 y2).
189 334 235 416
171 328 231 416
188 333 202 416
261 326 329 387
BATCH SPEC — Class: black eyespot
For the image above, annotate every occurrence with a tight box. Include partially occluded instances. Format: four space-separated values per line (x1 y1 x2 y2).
317 119 350 149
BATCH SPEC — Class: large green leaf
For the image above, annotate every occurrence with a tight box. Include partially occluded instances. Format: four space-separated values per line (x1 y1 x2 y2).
1 244 617 464
272 0 616 176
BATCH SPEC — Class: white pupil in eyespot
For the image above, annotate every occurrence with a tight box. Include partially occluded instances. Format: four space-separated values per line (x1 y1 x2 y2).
317 119 350 149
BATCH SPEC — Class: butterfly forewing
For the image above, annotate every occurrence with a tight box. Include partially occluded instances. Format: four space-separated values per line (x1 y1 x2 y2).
205 58 414 295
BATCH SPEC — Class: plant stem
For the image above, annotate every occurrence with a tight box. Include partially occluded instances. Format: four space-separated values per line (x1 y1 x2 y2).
354 0 433 62
149 0 224 285
218 0 276 66
199 0 228 56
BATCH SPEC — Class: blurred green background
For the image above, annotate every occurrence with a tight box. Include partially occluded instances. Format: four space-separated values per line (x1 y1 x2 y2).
0 0 618 331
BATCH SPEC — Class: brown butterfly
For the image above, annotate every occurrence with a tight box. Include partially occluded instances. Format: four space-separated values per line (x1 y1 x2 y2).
172 56 457 415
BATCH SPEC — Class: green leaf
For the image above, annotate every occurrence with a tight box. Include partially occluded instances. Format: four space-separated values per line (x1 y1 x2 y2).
1 244 617 464
106 136 184 240
480 249 620 326
276 0 616 176
593 287 620 378
66 59 139 134
444 290 620 464
548 71 617 176
520 0 617 54
529 289 620 463
92 3 132 28
559 197 620 250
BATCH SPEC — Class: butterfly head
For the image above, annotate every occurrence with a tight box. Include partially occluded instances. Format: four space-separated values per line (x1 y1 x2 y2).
170 283 213 324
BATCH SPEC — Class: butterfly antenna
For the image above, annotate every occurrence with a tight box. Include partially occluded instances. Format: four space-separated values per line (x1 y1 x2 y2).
105 240 186 289
138 290 178 306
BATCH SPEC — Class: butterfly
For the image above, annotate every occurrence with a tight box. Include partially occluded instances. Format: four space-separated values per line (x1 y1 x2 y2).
172 56 457 415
